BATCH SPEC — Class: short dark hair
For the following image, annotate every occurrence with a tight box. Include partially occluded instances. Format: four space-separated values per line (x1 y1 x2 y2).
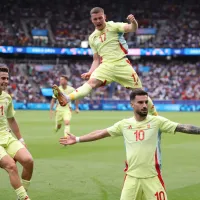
60 75 68 81
0 65 9 73
130 89 148 101
90 7 104 15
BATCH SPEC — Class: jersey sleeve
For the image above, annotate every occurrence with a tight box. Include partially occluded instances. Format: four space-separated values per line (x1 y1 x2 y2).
107 120 123 137
89 36 97 54
110 21 128 33
158 116 178 134
70 87 75 93
6 100 15 118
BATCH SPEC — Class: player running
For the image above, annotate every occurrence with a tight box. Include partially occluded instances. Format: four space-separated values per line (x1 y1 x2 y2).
0 66 33 200
52 7 157 116
59 89 200 200
50 75 79 137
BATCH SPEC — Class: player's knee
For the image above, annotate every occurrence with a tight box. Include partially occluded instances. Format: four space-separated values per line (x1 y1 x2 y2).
87 79 101 88
5 161 18 174
23 155 34 168
64 120 70 125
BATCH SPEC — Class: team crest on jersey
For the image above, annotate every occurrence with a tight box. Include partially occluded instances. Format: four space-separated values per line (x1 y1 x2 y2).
128 125 132 129
4 98 9 106
147 124 151 129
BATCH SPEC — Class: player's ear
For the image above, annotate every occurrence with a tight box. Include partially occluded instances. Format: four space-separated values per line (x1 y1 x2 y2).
130 101 134 109
104 14 106 21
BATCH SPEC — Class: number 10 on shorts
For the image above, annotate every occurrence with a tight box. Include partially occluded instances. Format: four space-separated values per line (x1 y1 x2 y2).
155 191 166 200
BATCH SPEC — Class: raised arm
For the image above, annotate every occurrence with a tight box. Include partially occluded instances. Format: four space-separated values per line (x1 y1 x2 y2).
124 14 138 33
175 124 200 134
81 53 100 80
59 129 110 146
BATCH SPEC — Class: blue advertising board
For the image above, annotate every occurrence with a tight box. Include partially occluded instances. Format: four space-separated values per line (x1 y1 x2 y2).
13 101 200 112
31 29 48 36
1 46 200 56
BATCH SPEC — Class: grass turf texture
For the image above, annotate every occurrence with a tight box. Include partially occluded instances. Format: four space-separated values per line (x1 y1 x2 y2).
0 111 200 200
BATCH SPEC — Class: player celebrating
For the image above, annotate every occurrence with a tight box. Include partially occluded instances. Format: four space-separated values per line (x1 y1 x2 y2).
0 66 33 200
52 7 157 116
50 75 79 137
60 89 200 200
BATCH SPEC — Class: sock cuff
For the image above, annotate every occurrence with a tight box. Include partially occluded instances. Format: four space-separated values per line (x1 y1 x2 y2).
15 186 25 193
22 179 31 184
22 179 31 191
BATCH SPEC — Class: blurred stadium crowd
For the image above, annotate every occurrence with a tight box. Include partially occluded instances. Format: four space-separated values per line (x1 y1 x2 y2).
5 60 200 102
0 0 199 48
1 0 200 102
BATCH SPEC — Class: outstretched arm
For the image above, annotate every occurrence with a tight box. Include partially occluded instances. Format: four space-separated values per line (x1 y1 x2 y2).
59 129 110 145
175 124 200 134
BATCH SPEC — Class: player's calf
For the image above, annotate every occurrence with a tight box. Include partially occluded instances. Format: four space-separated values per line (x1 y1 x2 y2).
2 158 21 189
14 148 34 191
0 155 30 200
52 78 102 106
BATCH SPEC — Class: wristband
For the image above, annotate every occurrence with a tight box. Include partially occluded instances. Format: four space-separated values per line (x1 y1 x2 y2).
19 138 24 142
75 137 80 143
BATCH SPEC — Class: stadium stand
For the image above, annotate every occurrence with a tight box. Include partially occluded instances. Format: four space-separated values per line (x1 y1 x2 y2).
0 0 199 102
4 60 200 101
0 0 199 48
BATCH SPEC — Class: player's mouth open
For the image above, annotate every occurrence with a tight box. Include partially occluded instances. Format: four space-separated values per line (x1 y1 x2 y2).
1 84 7 88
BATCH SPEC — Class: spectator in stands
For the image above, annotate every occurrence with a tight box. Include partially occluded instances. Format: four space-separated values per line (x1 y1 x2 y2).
4 60 200 101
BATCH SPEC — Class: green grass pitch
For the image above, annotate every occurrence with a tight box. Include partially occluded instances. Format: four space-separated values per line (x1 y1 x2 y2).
0 111 200 200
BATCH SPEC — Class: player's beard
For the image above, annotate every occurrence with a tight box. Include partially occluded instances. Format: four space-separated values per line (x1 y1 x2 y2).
136 108 148 117
0 83 7 91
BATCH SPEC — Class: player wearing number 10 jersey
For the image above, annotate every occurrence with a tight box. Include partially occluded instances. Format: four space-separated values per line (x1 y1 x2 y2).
52 7 157 116
59 89 200 200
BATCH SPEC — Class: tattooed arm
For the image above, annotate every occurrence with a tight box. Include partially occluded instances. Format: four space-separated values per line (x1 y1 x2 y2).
175 124 200 134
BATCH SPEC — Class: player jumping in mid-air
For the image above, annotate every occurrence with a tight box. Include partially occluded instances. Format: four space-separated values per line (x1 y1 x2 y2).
50 75 79 137
52 7 157 116
60 89 200 200
0 66 33 200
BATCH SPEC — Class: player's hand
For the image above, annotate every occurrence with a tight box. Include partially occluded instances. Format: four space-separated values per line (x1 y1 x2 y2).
81 72 91 80
75 108 80 114
50 110 54 119
126 14 136 23
59 134 76 146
